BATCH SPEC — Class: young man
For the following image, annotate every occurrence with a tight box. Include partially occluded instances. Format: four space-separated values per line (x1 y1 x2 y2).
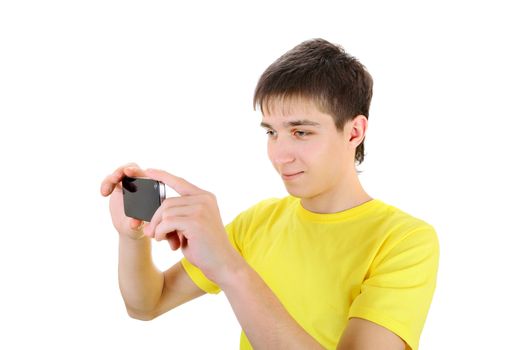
100 38 439 350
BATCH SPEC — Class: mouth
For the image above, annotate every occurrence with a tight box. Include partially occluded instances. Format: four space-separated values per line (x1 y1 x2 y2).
282 171 304 181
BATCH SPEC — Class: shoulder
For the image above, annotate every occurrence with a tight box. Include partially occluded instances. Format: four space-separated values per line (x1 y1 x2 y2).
367 202 440 284
376 200 438 241
369 200 440 266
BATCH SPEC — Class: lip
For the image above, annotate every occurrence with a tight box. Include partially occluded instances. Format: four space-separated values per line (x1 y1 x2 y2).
282 171 304 180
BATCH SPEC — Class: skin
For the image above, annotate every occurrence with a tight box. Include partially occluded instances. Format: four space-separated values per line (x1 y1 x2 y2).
261 97 373 213
100 98 406 349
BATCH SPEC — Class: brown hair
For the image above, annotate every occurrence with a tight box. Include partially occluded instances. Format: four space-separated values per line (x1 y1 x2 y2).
253 38 373 165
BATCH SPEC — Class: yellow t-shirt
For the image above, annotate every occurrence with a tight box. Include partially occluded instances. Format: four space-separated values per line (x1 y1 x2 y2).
181 196 439 350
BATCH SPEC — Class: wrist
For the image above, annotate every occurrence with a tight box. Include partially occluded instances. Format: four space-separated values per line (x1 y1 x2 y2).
119 228 146 241
213 249 249 290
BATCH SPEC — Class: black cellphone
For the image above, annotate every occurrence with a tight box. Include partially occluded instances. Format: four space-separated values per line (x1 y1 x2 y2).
122 176 166 222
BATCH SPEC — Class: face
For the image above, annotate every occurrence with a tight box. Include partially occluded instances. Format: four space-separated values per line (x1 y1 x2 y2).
260 98 364 200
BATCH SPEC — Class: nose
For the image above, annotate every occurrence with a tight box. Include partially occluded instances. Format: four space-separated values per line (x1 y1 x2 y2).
268 137 296 166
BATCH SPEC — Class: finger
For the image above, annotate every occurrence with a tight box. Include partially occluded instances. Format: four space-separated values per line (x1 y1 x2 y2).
143 198 167 237
129 218 144 231
144 197 185 238
154 218 188 242
143 193 210 237
167 232 180 250
123 165 148 179
143 222 152 237
100 162 141 196
144 168 203 196
160 204 195 219
158 195 205 207
144 195 202 238
101 172 121 196
178 232 187 249
110 162 140 184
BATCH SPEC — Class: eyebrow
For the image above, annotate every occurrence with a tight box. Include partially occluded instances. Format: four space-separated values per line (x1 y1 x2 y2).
260 120 321 129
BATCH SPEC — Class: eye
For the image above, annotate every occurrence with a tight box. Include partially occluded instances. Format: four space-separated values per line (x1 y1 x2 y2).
265 130 276 137
293 130 311 138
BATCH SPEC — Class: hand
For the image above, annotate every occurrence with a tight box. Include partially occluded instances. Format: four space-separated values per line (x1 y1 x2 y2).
142 168 239 284
99 163 148 239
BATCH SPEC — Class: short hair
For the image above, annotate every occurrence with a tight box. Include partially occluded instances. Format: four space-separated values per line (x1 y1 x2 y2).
253 38 373 165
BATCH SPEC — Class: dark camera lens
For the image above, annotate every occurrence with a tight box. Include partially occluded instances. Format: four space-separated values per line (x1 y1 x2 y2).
122 176 138 193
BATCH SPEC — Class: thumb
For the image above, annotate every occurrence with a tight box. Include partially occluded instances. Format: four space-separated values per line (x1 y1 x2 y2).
129 218 144 231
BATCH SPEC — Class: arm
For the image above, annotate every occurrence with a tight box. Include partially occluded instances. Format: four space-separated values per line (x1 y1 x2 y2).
141 169 403 348
336 318 406 350
102 164 205 320
118 233 163 319
119 233 205 320
141 169 325 349
217 253 325 350
200 251 406 350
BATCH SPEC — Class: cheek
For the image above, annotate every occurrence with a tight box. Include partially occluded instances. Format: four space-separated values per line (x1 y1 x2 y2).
303 140 331 165
267 143 282 171
308 141 345 176
267 142 276 162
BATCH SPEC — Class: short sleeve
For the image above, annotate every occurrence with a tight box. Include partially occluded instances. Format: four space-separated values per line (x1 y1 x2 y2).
180 198 272 295
180 221 238 294
347 226 440 350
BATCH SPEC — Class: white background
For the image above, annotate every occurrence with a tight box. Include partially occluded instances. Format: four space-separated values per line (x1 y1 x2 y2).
1 1 524 349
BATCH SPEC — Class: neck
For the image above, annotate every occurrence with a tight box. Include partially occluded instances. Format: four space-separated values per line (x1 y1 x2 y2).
300 167 372 214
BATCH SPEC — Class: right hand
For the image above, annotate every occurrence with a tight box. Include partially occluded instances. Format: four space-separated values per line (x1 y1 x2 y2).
100 163 149 240
100 163 183 249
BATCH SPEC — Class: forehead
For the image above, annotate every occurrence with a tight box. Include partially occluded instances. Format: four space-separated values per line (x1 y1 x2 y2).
261 96 332 124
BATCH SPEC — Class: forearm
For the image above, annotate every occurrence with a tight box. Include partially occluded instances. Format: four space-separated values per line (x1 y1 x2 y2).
118 232 163 316
218 254 325 350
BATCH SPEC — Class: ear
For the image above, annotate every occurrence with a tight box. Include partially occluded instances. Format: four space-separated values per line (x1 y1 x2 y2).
344 115 368 148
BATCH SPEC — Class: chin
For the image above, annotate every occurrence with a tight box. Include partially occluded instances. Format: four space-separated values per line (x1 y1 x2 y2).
283 185 315 199
283 184 301 197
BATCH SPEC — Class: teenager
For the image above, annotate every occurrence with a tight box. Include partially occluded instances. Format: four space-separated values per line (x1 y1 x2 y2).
101 38 439 350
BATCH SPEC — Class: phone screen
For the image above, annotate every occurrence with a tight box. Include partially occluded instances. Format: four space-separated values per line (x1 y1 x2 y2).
122 176 166 222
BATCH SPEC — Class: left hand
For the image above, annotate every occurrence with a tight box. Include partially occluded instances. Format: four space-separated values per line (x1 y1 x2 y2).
142 168 239 284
